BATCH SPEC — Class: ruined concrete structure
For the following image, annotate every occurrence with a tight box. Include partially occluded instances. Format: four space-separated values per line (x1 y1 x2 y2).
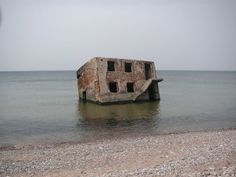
76 57 163 104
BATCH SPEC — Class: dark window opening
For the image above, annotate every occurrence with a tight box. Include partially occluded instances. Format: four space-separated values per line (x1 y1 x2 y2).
109 82 118 92
107 61 115 71
125 63 132 72
145 63 151 80
127 82 134 92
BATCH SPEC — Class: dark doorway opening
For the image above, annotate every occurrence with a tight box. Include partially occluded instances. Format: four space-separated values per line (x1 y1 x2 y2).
148 82 158 100
109 82 118 92
76 70 81 79
107 61 115 71
145 63 151 80
125 63 132 72
127 82 134 92
82 91 86 100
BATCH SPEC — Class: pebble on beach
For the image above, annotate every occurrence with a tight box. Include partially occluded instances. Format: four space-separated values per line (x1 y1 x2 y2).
0 130 235 177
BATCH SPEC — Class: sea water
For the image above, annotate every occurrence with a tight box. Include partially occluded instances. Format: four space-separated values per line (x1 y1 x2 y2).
0 71 235 146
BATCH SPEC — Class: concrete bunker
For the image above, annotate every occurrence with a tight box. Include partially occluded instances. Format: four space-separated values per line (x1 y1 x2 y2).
76 57 163 104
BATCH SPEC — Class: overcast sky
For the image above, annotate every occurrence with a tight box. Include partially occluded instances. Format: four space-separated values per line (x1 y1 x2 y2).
0 0 236 71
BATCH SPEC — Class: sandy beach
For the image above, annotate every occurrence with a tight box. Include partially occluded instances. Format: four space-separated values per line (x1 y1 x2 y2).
0 130 235 177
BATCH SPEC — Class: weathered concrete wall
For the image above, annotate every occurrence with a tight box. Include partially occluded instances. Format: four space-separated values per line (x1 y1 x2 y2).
77 58 98 102
77 57 160 103
96 57 158 103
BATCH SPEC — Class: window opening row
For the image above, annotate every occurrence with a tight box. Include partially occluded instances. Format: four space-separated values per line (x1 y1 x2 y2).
107 61 132 72
109 82 134 93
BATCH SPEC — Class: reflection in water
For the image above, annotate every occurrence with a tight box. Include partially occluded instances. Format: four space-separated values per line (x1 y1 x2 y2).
78 101 160 127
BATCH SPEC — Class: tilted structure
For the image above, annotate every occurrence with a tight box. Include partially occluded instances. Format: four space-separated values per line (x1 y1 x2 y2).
76 57 163 104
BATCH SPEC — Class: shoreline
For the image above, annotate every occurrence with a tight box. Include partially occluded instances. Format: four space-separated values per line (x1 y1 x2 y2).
1 127 235 151
0 129 235 176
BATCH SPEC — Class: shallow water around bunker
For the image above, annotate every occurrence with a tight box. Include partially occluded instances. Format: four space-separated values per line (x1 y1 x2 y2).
0 71 236 146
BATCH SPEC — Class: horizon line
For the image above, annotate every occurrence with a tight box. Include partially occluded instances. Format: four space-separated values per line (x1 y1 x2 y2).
0 69 236 72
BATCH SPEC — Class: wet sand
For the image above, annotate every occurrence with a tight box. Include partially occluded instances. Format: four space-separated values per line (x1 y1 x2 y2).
0 130 235 177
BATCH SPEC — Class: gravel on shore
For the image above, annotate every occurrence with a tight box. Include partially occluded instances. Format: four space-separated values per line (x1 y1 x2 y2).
0 130 235 177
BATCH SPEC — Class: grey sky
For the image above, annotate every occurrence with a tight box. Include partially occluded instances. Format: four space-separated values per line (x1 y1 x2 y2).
0 0 236 71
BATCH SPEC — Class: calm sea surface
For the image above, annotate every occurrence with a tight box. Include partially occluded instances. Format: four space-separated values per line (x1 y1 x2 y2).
0 71 236 146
